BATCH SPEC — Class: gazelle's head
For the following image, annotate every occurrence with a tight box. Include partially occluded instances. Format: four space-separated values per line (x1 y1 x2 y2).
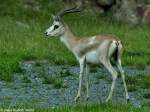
45 1 83 37
45 15 65 37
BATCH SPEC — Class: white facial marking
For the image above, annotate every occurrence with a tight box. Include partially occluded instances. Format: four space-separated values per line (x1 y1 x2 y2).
46 25 54 35
46 21 59 34
45 20 64 37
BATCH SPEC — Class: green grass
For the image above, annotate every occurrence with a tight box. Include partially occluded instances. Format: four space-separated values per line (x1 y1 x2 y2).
126 73 150 91
5 103 149 112
45 104 149 112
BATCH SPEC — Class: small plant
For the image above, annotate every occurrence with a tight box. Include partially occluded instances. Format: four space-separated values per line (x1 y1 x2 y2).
96 74 107 80
96 74 112 83
127 85 137 92
35 61 42 67
125 76 138 85
13 66 24 73
22 53 37 61
53 79 64 89
43 76 64 89
40 66 64 89
140 74 150 89
90 67 98 73
143 93 150 99
42 76 54 84
59 68 72 77
22 76 31 83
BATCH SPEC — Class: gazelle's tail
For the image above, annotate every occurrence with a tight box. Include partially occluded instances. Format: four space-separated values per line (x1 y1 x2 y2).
112 41 123 62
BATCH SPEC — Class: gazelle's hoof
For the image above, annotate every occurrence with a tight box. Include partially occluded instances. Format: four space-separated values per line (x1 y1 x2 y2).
105 98 110 103
126 98 130 104
86 96 89 101
74 96 80 102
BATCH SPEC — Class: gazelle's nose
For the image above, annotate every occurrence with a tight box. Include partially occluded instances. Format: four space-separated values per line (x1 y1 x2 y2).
44 32 48 36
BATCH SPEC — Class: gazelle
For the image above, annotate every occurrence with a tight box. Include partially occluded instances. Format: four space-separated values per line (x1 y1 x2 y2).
45 2 129 103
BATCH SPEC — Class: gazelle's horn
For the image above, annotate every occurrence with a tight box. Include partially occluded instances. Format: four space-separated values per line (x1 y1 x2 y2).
55 0 84 20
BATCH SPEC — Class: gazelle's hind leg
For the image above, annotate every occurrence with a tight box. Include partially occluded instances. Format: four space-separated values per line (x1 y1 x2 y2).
116 59 130 102
115 42 130 102
99 40 119 102
101 59 118 102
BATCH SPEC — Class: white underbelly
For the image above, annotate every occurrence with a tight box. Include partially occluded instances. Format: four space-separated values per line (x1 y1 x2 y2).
86 51 99 64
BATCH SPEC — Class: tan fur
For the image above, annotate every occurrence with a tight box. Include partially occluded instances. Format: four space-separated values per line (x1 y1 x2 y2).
75 36 113 57
63 25 120 58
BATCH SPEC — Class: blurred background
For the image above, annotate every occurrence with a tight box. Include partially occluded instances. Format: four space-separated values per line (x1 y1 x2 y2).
1 0 150 24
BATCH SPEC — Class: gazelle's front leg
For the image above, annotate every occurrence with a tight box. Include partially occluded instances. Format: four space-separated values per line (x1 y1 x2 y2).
74 57 85 102
85 64 90 100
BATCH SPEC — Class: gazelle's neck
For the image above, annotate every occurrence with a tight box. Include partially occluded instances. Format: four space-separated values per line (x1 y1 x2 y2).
60 24 78 51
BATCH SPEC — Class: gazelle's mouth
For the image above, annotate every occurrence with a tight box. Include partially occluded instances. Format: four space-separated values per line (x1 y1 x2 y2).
44 32 49 36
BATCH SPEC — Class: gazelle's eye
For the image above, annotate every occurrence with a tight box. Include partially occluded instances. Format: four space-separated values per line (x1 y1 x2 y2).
54 25 59 30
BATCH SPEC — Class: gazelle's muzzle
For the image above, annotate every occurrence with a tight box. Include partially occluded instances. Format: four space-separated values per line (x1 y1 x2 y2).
44 32 48 36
